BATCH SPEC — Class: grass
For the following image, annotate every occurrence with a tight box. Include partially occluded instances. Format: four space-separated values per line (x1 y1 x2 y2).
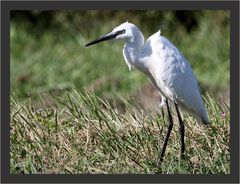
10 11 229 101
10 89 230 174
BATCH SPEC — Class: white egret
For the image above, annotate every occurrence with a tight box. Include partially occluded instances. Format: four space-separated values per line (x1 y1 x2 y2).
85 22 209 162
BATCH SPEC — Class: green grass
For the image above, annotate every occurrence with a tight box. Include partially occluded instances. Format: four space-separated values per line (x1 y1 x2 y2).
10 89 230 174
10 19 148 100
10 11 229 101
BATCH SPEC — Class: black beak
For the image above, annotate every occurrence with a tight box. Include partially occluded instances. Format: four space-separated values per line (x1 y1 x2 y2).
85 30 125 47
85 32 118 47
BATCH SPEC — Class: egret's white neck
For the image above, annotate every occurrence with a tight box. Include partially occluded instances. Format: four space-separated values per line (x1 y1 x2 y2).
123 30 145 71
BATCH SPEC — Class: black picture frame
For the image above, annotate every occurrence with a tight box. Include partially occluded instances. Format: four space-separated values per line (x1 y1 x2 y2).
1 1 239 183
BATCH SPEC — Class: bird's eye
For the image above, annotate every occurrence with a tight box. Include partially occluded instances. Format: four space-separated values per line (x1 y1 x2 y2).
116 29 125 35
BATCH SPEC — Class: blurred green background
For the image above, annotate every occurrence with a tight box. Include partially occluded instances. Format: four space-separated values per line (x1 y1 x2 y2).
10 10 230 105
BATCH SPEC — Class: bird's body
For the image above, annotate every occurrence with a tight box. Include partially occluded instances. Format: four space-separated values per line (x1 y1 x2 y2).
118 23 209 124
85 21 209 161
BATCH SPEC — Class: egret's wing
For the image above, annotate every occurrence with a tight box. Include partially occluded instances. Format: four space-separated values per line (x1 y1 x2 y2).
147 33 208 123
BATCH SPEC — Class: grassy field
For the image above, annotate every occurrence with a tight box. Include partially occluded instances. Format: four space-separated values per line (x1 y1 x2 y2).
10 10 229 100
10 90 230 174
10 10 230 174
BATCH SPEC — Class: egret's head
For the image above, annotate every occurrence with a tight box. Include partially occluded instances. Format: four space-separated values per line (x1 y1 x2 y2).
85 21 140 47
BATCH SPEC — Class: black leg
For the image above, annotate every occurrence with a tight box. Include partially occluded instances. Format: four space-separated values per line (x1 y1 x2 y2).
174 102 185 159
160 99 173 162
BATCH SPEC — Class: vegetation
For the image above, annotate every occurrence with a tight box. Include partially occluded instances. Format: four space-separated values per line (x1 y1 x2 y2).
10 90 229 174
10 10 230 174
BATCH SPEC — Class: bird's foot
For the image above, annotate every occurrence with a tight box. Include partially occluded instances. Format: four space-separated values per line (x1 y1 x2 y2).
156 159 163 169
180 153 185 160
157 155 164 166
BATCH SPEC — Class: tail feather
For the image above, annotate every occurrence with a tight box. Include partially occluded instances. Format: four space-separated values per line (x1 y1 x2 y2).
196 112 210 125
178 101 210 125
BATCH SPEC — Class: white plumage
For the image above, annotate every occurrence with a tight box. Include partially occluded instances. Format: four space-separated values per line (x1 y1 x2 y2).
85 21 210 161
115 22 209 124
